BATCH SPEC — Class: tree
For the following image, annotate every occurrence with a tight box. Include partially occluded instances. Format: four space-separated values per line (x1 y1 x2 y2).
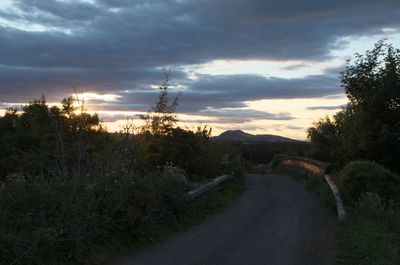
308 41 400 172
307 116 341 162
140 72 180 135
0 95 104 179
341 40 400 122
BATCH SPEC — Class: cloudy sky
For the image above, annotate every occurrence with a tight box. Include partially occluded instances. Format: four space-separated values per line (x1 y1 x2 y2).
1 0 400 139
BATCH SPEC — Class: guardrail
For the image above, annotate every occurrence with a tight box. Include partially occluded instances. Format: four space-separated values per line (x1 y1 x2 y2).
278 156 346 221
185 175 232 200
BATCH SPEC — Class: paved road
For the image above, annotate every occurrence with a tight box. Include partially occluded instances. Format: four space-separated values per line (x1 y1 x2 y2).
110 174 335 265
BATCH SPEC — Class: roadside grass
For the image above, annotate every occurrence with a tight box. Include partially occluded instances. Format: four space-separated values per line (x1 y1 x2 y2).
273 167 400 265
337 217 398 265
94 173 245 265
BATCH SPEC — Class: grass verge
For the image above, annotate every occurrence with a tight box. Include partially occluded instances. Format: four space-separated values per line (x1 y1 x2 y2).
337 216 398 265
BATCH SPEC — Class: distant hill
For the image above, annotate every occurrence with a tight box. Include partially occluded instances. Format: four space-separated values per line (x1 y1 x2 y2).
212 130 301 143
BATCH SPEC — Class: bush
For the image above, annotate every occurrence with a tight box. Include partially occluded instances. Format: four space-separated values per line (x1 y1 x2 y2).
134 127 229 182
0 172 186 265
355 192 386 220
337 216 399 265
339 160 400 203
338 193 400 265
307 41 400 173
354 193 400 234
0 89 245 264
271 153 289 170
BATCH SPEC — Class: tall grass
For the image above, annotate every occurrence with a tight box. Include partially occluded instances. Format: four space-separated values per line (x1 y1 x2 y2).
0 170 185 264
337 193 400 265
0 165 245 265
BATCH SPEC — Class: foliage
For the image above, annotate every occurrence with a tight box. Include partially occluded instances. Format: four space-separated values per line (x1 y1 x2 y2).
0 80 227 181
307 116 342 162
139 73 179 136
0 171 186 265
338 160 400 203
0 96 104 180
271 153 289 169
136 126 228 181
342 40 400 117
337 193 400 265
337 216 399 265
236 141 309 165
0 165 245 265
355 192 386 220
0 79 244 264
307 41 400 173
134 76 230 180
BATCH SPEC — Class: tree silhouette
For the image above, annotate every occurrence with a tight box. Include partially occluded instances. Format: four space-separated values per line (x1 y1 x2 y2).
140 72 180 135
308 40 400 172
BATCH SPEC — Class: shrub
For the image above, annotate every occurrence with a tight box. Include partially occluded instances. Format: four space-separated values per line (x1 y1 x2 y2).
0 171 186 265
355 192 386 220
135 127 227 181
354 193 400 234
271 153 289 170
339 160 400 203
381 201 400 234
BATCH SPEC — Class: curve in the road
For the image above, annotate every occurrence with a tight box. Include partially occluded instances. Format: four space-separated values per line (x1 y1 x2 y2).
110 174 335 265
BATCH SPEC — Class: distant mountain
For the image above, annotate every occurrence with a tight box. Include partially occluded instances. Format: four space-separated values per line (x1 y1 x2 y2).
213 130 300 143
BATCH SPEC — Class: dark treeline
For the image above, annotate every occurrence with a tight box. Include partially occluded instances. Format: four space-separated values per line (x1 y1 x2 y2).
0 78 242 264
0 82 235 182
235 141 309 165
0 95 105 180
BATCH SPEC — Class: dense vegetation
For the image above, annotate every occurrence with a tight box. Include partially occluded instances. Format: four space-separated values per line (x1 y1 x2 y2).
237 141 309 166
307 41 400 173
338 161 400 203
0 79 243 265
307 41 400 265
337 192 400 265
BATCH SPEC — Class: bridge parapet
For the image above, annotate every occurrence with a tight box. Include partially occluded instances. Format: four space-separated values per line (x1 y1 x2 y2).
277 156 346 221
185 175 232 200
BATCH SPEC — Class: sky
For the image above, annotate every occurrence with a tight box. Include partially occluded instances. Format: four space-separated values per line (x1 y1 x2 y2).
0 0 400 140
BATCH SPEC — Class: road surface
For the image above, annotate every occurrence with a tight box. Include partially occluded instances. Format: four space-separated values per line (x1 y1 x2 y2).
110 174 335 265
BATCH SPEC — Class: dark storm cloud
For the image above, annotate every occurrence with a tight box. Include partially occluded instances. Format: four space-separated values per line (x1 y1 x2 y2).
186 73 341 100
1 0 400 68
175 72 342 111
14 0 102 21
0 64 187 102
0 0 399 118
98 106 293 125
84 71 341 113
